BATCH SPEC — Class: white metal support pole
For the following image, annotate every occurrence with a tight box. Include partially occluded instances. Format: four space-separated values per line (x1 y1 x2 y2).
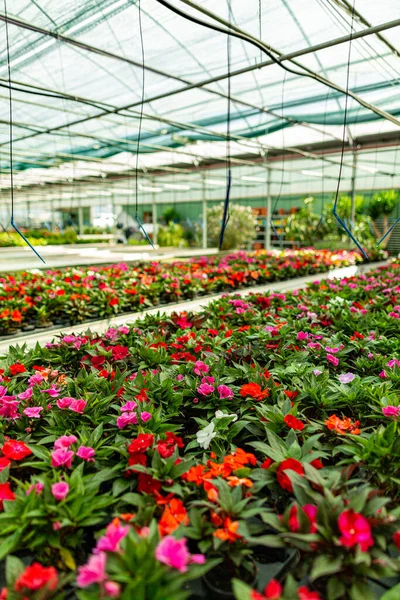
202 175 207 249
26 200 31 229
265 168 272 250
50 199 54 230
152 192 158 246
78 201 84 235
350 150 358 230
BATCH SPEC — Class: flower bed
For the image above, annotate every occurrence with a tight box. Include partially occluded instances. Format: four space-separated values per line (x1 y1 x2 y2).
0 249 372 337
0 262 399 599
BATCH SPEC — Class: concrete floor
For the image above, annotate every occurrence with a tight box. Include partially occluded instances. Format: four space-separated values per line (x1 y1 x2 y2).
0 244 218 272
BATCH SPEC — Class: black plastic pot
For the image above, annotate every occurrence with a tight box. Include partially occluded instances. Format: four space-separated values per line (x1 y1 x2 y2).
202 560 257 600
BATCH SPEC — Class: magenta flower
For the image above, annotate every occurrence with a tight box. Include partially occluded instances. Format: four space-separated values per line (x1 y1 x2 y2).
0 398 20 419
217 385 234 400
120 401 138 412
56 397 74 410
327 354 339 367
379 370 388 379
387 359 400 368
197 382 215 396
77 552 107 588
23 406 43 418
339 373 355 384
28 373 44 386
382 406 400 418
77 446 96 462
51 449 74 469
325 346 339 354
51 482 70 501
193 361 209 376
140 412 152 423
54 435 78 450
338 510 374 552
40 385 61 398
116 412 138 429
104 581 121 598
69 399 87 414
155 536 205 572
175 374 184 381
297 331 309 341
96 519 129 553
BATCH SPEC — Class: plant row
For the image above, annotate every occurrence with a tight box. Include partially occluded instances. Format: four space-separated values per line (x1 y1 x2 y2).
0 249 373 337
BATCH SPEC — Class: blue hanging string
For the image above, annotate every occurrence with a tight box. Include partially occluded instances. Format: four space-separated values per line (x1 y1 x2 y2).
4 0 45 263
219 169 231 249
134 214 155 248
376 217 400 247
271 219 283 248
332 0 368 260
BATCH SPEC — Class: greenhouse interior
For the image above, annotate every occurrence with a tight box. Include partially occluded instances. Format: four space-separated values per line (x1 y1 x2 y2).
0 1 400 599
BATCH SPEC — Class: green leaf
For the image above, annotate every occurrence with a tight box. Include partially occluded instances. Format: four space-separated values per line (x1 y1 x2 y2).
232 579 252 600
0 531 22 561
310 555 343 581
5 555 25 588
380 584 400 600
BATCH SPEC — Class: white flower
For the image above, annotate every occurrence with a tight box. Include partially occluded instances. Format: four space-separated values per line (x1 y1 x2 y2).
215 410 238 422
196 422 217 450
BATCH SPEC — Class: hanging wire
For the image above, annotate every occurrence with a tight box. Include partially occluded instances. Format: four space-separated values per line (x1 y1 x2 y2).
376 137 400 246
3 0 45 262
134 0 155 248
331 0 368 259
218 0 232 250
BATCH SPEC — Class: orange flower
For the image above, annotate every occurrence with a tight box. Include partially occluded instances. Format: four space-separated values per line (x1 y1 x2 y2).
240 383 269 401
325 414 360 435
224 448 257 470
213 517 242 542
227 476 253 488
182 464 206 485
158 498 188 536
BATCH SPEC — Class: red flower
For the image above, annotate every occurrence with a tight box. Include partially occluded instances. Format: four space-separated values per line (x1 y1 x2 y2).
276 459 304 492
297 586 322 600
392 531 400 550
284 390 299 400
91 355 106 369
265 579 282 599
0 457 11 472
240 383 269 400
9 363 26 375
127 453 148 472
338 510 374 552
15 563 58 592
109 297 119 306
310 458 323 470
128 433 154 454
261 458 273 470
137 473 162 495
111 345 129 361
2 440 32 461
135 388 149 402
288 505 300 532
283 414 304 431
0 482 15 510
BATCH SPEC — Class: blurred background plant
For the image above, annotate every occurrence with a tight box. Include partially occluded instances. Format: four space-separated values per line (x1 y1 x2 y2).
206 203 257 250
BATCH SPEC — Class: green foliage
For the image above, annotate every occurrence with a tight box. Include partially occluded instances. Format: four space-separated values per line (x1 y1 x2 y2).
367 190 399 220
158 222 187 247
162 207 181 223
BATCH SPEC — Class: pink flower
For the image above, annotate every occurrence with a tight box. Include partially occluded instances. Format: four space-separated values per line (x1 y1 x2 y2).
197 382 215 396
387 359 400 368
23 406 43 418
175 374 184 381
338 510 374 552
201 376 215 385
116 412 138 429
313 369 323 376
54 435 77 450
325 346 339 354
51 482 70 501
0 398 20 419
96 519 129 553
18 387 33 401
51 449 74 469
379 370 388 379
217 385 234 400
193 361 209 376
57 397 74 410
120 401 138 412
297 332 309 341
104 581 121 598
118 326 130 335
338 373 355 384
77 552 107 588
26 482 44 496
76 446 96 461
327 354 339 367
155 536 205 572
69 399 87 414
28 373 44 386
140 412 152 423
382 406 400 418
